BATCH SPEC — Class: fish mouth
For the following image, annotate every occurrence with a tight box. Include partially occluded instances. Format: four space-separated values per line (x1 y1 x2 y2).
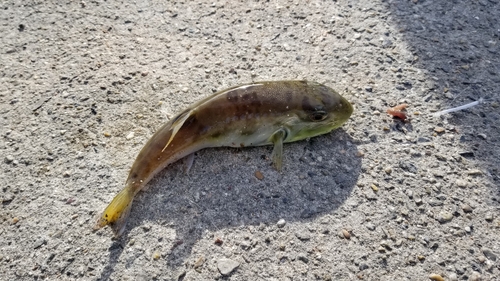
334 100 353 124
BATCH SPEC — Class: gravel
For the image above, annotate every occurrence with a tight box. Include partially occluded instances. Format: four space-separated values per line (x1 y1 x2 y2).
1 0 499 280
217 258 240 276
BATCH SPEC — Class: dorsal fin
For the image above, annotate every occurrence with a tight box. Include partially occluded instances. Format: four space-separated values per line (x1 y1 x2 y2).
161 109 194 152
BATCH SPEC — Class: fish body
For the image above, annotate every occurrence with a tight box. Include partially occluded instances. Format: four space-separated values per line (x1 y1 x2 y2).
95 80 353 236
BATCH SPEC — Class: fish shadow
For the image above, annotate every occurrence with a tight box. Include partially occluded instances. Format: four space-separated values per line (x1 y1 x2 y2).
98 129 361 279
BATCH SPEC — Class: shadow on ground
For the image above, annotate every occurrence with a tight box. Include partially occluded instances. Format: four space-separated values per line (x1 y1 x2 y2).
97 129 361 279
384 1 499 190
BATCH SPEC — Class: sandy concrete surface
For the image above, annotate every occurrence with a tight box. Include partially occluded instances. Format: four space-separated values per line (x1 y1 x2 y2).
1 0 499 280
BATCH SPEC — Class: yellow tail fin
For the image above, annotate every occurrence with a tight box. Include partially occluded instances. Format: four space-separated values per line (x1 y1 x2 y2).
95 186 134 237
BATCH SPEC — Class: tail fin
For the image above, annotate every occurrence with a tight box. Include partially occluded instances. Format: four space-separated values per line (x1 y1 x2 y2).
94 186 134 237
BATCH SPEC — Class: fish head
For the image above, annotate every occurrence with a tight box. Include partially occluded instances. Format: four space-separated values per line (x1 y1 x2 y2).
287 82 353 142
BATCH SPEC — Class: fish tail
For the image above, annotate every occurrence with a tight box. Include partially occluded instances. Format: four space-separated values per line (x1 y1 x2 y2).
94 185 134 237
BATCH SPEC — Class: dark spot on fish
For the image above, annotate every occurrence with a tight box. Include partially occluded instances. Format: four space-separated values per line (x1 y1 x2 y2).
302 96 315 113
320 91 334 107
200 125 211 135
242 91 258 103
226 90 239 102
285 92 293 103
183 113 197 128
211 131 222 139
240 143 245 147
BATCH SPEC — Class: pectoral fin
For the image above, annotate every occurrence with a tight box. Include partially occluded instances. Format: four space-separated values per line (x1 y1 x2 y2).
162 109 194 152
270 128 287 171
183 153 195 175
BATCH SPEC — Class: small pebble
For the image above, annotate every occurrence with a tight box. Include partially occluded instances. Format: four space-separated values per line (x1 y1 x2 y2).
126 132 134 140
297 253 309 263
342 229 351 239
182 87 189 93
406 190 413 198
152 251 161 260
358 263 369 270
371 184 379 192
428 273 444 281
467 169 482 175
103 132 111 137
455 179 467 188
5 155 14 163
276 219 286 228
482 248 497 261
412 150 422 157
436 194 447 200
384 167 392 174
485 213 494 222
295 231 311 241
429 199 443 206
470 271 481 281
12 217 19 224
437 211 453 223
254 171 264 180
380 240 392 250
141 71 149 76
33 238 47 249
414 197 423 205
2 194 14 203
217 258 240 276
461 204 472 213
434 127 445 133
448 272 458 281
194 256 205 268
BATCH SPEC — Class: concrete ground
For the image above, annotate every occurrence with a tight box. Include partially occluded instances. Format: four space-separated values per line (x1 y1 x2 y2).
1 0 499 280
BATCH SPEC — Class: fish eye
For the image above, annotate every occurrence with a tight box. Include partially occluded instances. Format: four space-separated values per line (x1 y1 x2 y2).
309 111 328 122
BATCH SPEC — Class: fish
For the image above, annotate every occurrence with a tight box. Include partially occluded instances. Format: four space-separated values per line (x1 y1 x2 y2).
94 80 353 236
